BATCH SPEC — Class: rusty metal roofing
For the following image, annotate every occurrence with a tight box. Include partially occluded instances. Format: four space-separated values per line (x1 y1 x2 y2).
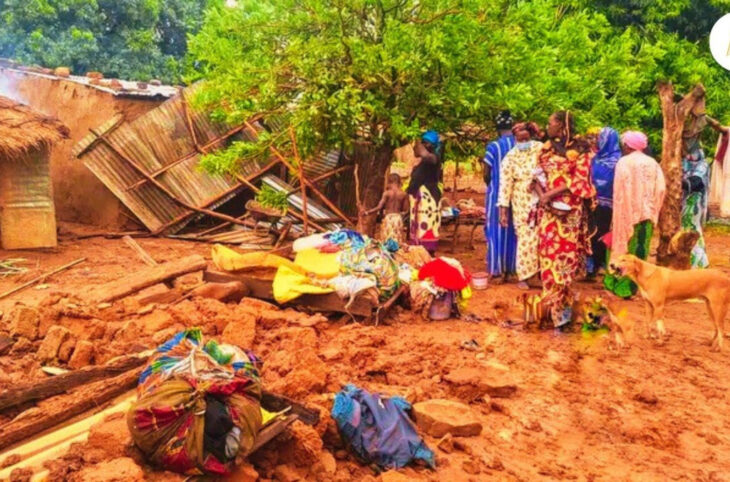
73 88 261 233
0 63 178 99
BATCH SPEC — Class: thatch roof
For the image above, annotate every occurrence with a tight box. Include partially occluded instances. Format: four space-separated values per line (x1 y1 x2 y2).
0 95 69 159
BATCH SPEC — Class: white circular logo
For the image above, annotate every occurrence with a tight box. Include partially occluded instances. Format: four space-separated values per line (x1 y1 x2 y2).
710 14 730 70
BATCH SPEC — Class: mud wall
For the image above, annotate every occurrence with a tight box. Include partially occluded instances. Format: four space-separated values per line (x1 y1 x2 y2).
0 70 164 228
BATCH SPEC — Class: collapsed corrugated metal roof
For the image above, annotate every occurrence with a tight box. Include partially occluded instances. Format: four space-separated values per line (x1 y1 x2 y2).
73 87 265 233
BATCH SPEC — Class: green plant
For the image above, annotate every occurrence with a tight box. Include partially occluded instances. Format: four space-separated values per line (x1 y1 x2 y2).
255 185 288 212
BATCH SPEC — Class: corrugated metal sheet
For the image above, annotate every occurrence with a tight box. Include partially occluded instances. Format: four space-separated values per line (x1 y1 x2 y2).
73 88 261 233
262 175 343 233
0 147 57 248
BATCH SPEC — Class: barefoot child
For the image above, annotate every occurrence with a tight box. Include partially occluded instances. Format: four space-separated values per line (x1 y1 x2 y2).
365 173 409 245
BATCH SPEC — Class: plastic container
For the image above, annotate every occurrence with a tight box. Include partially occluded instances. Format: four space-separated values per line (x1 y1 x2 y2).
471 272 488 290
429 292 454 320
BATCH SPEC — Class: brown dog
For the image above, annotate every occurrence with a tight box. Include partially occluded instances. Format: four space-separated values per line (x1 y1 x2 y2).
612 254 730 350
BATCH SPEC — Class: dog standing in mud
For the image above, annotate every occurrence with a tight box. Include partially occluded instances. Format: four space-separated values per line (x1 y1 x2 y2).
612 254 730 351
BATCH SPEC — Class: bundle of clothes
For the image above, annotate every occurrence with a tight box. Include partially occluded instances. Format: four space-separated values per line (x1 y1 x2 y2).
404 255 472 320
332 384 435 471
127 329 264 476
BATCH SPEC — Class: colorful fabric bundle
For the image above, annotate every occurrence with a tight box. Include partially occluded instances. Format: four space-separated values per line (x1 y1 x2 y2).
127 329 262 476
332 384 434 471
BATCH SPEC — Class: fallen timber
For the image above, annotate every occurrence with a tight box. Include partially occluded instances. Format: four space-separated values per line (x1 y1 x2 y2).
0 354 150 412
84 254 207 303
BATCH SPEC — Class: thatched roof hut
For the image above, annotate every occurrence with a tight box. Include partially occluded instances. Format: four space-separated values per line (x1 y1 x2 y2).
0 96 68 249
0 96 69 158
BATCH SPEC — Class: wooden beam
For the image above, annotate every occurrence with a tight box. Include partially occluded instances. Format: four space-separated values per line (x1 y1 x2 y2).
85 255 207 303
307 164 352 186
0 368 142 451
0 258 86 301
0 355 147 412
122 236 157 267
243 121 353 227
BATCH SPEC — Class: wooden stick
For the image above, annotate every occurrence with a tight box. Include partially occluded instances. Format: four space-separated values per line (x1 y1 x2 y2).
179 89 202 153
122 236 157 267
306 164 352 185
354 164 364 232
0 355 148 412
0 258 86 301
243 121 353 226
0 368 142 451
290 128 309 235
84 255 207 303
89 129 252 230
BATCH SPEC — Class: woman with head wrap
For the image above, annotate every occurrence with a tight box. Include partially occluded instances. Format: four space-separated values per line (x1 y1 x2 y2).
603 131 666 298
589 127 622 274
407 130 443 254
497 122 543 289
534 111 596 328
483 110 518 283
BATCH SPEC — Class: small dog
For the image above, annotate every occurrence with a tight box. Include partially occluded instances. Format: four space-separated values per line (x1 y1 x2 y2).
612 254 730 350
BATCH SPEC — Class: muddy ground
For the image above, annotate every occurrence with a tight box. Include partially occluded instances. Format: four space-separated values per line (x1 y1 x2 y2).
1 220 730 481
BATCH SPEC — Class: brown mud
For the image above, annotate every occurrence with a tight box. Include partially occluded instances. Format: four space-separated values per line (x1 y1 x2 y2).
1 223 729 481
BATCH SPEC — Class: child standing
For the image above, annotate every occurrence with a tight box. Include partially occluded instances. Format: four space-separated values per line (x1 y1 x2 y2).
365 173 409 245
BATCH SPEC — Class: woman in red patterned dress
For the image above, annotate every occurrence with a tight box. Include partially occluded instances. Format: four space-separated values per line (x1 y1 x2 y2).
535 111 596 328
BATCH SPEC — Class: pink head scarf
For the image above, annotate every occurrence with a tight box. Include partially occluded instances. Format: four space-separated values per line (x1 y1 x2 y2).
621 131 648 152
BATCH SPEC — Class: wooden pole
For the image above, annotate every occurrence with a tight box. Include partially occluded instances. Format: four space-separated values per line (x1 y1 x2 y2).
0 355 148 412
354 164 364 232
84 255 207 303
122 236 157 267
243 121 353 226
0 258 86 301
0 368 142 451
290 128 310 235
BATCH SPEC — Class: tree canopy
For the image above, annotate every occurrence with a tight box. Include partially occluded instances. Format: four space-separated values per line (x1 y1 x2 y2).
187 0 730 175
0 0 210 83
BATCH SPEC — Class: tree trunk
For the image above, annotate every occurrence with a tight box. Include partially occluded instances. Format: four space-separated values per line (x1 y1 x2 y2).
348 141 393 236
656 82 705 266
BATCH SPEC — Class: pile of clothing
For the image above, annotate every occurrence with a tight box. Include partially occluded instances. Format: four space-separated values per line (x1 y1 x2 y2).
127 329 263 476
332 384 435 471
275 229 400 306
409 256 472 319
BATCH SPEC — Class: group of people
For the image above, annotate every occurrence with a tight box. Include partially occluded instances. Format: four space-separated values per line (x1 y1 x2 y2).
484 109 720 327
364 106 722 328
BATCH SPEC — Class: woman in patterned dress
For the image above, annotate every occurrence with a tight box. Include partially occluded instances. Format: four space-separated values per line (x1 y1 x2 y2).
407 130 443 254
535 111 596 328
497 122 543 289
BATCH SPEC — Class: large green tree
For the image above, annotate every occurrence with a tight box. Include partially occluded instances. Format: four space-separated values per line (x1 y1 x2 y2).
0 0 210 83
188 0 730 211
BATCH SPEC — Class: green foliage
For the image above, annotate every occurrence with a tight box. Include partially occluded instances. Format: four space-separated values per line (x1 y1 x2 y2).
187 0 730 174
0 0 210 83
255 185 289 212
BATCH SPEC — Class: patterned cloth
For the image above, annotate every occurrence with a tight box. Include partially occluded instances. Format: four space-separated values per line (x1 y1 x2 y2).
497 140 542 281
484 133 517 276
537 141 596 326
610 151 665 262
379 213 406 246
682 150 710 268
710 133 730 217
337 234 400 300
604 220 653 298
128 329 262 476
409 185 441 253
